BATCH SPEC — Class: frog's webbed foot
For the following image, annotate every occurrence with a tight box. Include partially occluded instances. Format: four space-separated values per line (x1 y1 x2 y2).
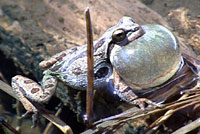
13 90 39 127
20 111 33 118
18 111 39 128
31 112 39 128
131 98 164 110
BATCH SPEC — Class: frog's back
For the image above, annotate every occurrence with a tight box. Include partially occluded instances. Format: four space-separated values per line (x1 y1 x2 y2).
44 39 111 90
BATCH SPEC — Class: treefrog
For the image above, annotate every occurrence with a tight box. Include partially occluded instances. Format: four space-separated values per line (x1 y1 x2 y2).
11 16 181 114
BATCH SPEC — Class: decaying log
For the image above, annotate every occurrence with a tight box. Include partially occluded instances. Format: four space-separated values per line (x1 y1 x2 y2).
0 0 194 80
0 0 198 133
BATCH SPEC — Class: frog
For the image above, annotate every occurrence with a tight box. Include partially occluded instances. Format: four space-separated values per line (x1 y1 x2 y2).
11 16 181 115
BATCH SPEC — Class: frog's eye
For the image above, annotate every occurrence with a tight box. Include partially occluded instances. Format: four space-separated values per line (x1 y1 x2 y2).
112 29 126 43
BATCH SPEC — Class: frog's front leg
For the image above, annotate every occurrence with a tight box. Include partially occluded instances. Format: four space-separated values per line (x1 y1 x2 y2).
11 75 57 113
112 69 138 103
112 69 160 110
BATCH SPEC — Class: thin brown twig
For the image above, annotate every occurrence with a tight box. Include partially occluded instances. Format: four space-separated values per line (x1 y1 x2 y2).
0 116 20 134
147 93 190 132
85 7 94 128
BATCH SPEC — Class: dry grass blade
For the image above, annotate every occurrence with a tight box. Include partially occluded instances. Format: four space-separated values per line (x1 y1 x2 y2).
147 96 200 133
40 109 72 134
0 80 72 134
148 93 190 131
82 93 200 133
148 86 200 132
43 106 63 134
172 117 200 134
0 79 17 99
85 7 94 128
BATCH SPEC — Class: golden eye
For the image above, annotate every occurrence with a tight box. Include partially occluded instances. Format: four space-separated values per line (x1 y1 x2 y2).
112 29 126 43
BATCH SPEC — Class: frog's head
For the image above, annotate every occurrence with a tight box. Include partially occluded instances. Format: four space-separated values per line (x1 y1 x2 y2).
96 17 145 60
105 17 144 45
107 17 145 46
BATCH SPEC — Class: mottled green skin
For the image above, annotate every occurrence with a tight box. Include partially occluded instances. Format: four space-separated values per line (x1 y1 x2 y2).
112 24 181 89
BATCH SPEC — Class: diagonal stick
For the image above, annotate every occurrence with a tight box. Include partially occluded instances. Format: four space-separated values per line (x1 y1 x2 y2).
0 80 72 134
85 7 94 128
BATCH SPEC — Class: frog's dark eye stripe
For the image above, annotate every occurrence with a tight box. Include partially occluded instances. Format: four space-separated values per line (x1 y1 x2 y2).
112 28 126 43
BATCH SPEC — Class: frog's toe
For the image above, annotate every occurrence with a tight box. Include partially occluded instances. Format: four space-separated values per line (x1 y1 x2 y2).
17 110 39 128
31 112 39 128
156 103 165 108
132 98 164 110
20 111 33 119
